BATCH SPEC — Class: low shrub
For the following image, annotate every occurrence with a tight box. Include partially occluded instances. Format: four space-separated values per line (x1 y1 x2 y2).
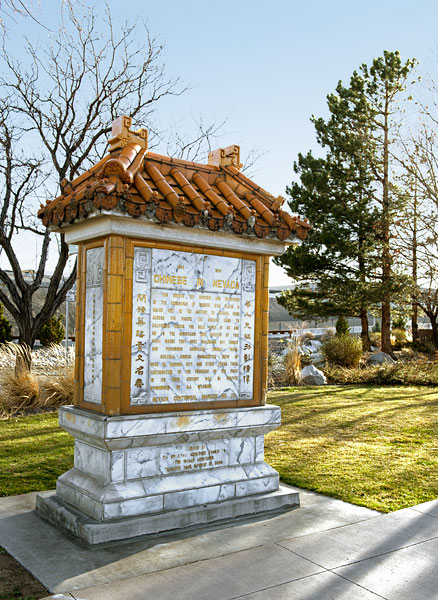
299 330 314 343
324 361 438 386
413 340 437 355
0 304 12 344
0 344 75 417
392 315 407 330
321 327 336 342
370 332 381 348
321 334 363 367
393 347 418 362
39 315 65 346
392 328 407 344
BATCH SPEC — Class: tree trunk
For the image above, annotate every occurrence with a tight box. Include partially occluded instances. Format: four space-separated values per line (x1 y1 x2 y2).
411 185 419 343
16 312 35 372
360 308 371 351
412 303 418 344
430 314 438 349
381 299 391 352
381 92 392 354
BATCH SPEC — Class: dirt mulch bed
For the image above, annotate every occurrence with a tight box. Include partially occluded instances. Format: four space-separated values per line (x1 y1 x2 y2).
0 547 48 600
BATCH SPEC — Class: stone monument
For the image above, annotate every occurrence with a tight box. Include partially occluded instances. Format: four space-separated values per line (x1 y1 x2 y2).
36 116 310 545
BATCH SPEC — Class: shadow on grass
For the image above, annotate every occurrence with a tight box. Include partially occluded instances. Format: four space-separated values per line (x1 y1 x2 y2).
268 386 438 431
265 386 438 511
0 426 63 443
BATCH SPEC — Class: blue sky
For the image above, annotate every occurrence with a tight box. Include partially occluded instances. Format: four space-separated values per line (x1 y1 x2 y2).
5 0 438 284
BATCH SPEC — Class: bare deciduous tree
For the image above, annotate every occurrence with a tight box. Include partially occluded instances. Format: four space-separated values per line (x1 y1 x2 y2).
0 3 189 353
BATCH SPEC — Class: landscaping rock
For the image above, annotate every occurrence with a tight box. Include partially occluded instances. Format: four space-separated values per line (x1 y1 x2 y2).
366 351 395 366
300 364 327 385
297 346 311 356
311 352 326 367
308 340 322 353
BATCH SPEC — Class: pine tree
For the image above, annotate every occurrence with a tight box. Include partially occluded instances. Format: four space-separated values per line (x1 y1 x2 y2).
335 316 350 336
356 51 417 352
276 70 382 351
277 51 417 353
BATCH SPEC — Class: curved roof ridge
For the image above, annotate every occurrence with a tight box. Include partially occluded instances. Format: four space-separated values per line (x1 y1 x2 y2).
38 117 310 243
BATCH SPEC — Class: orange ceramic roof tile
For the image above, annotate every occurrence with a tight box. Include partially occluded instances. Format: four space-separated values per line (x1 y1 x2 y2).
170 168 206 212
38 117 310 243
214 177 252 221
191 172 229 217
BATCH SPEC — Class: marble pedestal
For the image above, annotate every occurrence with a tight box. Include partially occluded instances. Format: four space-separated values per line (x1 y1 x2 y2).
36 404 299 546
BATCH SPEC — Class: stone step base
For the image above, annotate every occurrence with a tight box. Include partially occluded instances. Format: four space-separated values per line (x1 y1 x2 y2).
36 486 300 547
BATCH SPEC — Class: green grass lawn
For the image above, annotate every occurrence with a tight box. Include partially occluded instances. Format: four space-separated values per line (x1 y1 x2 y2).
1 386 438 513
266 385 438 512
0 412 73 497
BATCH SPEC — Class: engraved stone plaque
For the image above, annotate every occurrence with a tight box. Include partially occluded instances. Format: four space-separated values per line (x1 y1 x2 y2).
131 247 256 405
84 247 104 404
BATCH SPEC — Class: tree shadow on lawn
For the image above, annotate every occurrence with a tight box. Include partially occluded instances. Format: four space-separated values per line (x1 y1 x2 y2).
268 430 438 512
270 386 438 430
0 425 63 443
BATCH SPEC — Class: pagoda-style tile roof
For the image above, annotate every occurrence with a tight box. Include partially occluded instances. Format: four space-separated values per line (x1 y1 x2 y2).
38 116 310 242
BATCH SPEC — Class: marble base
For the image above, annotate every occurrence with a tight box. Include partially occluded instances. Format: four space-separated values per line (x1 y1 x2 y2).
36 405 299 545
36 486 299 546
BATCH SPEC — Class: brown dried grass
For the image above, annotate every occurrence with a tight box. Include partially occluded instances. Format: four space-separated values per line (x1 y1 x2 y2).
283 338 302 386
39 369 74 407
0 370 40 417
0 342 75 417
324 360 438 386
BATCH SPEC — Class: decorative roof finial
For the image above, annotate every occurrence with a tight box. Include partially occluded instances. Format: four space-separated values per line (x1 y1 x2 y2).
208 145 242 170
107 116 148 151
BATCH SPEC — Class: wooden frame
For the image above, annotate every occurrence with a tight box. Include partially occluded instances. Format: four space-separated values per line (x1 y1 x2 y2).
75 234 270 415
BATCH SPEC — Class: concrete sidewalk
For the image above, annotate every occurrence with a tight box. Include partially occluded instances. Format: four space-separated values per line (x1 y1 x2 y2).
1 486 438 600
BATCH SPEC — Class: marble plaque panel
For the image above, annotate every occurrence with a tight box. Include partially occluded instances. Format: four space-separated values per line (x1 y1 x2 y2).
84 247 104 404
130 247 256 405
126 437 256 480
130 248 152 404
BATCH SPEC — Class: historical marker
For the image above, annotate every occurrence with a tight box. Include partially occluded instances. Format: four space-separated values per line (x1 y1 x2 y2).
36 116 310 545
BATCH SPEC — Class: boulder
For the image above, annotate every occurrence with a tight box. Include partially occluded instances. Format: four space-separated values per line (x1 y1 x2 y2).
308 340 322 353
311 352 326 367
300 364 327 385
297 345 311 356
366 351 395 366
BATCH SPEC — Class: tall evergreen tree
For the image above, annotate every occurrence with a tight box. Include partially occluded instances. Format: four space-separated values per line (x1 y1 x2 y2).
277 51 416 353
359 51 417 352
276 70 382 350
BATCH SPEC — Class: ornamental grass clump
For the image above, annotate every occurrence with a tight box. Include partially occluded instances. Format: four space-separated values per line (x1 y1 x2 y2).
283 337 302 386
321 334 363 368
0 369 40 417
39 369 74 407
268 351 285 388
0 343 75 417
